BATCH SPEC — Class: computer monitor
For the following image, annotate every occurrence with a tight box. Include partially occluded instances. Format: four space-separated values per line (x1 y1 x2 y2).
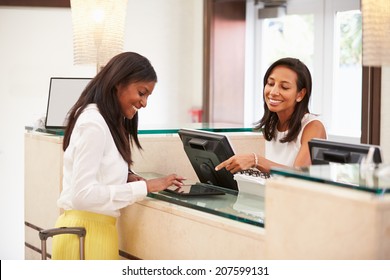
45 77 92 129
309 138 382 165
178 128 238 191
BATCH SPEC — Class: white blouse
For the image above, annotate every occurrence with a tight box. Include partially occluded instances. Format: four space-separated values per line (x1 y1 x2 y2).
265 113 324 167
57 104 147 217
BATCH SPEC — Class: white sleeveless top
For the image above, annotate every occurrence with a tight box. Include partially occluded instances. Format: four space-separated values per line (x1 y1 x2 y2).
265 113 323 167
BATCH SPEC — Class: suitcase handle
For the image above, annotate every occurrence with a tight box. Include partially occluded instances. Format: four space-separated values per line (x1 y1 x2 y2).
39 227 86 260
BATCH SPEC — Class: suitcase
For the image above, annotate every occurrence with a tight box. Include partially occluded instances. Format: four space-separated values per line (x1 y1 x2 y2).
39 227 86 260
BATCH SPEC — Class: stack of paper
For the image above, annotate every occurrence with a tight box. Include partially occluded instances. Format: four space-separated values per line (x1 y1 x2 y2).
233 173 266 197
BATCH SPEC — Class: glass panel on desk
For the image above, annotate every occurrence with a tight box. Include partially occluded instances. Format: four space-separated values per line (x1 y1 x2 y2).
137 122 254 134
26 122 254 136
148 191 265 227
270 163 390 195
141 172 265 227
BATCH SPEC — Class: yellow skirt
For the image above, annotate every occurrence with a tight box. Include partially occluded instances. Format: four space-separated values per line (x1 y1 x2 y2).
51 210 119 260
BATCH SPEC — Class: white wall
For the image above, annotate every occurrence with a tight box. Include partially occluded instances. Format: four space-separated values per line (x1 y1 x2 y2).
0 0 203 259
381 67 390 163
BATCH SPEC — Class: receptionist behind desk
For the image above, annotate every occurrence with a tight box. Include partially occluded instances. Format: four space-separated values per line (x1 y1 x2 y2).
215 57 327 174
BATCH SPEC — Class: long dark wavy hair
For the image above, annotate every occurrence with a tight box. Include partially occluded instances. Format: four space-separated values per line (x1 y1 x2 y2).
63 52 157 166
254 57 312 143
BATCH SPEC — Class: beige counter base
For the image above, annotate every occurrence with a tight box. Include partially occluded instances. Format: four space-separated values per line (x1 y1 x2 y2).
117 177 390 260
118 197 265 260
266 177 390 260
24 132 64 259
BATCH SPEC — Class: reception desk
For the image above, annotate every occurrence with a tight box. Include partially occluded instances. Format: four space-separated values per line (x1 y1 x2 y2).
117 165 390 260
24 128 265 259
24 129 390 260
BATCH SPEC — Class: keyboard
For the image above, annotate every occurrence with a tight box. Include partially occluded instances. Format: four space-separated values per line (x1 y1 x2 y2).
238 169 271 179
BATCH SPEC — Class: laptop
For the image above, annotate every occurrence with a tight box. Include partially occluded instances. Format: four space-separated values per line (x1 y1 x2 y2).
43 77 92 133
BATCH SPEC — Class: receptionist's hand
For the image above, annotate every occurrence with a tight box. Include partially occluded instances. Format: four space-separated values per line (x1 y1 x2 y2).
215 154 256 174
146 174 186 193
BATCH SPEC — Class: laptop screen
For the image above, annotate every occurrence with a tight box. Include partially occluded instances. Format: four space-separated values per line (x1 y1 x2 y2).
45 77 91 129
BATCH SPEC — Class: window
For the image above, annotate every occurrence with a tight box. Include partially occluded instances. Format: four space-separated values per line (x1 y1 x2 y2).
332 10 362 139
245 0 361 143
252 14 314 122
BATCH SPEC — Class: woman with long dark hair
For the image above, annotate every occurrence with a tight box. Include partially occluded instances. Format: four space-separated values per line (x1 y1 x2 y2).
216 57 327 173
52 52 184 259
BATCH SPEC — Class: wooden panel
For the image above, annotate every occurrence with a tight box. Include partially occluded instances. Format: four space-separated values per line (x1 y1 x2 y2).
361 66 381 145
0 0 70 7
204 0 246 124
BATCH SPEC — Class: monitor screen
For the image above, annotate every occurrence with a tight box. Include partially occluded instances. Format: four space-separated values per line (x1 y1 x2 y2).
309 138 382 165
45 77 92 128
178 128 238 191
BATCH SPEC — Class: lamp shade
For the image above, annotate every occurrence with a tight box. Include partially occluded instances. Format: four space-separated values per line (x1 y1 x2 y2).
362 0 390 66
71 0 128 69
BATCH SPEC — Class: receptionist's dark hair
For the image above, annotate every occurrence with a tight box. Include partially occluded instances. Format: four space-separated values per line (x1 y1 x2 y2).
63 52 157 166
254 57 312 143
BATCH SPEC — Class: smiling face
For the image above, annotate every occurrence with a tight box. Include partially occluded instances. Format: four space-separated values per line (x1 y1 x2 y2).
116 80 156 119
264 65 306 124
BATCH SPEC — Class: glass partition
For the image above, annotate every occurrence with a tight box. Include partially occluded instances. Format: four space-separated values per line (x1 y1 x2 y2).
25 123 255 136
271 163 390 195
137 123 254 134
